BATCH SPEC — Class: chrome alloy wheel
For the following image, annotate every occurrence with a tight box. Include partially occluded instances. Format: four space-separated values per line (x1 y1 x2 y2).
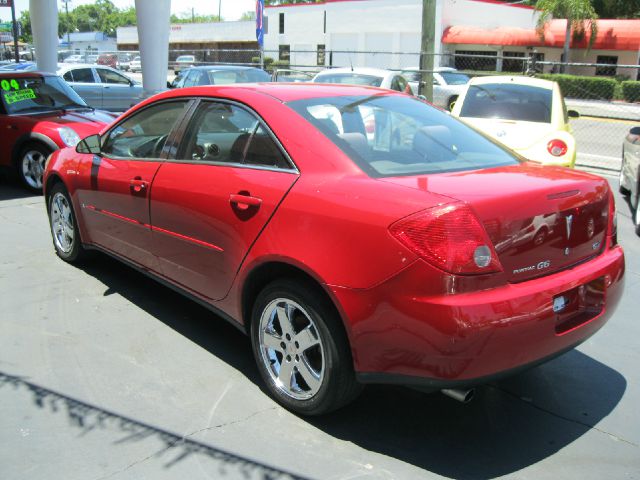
258 298 325 400
21 149 46 189
50 192 75 254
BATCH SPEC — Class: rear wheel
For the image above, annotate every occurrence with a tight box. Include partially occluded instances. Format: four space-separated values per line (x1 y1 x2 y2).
17 143 52 193
48 183 88 263
250 279 361 415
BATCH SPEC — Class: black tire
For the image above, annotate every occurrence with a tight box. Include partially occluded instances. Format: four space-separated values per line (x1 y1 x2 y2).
250 279 362 415
632 191 640 237
47 183 88 264
16 142 52 193
447 95 458 111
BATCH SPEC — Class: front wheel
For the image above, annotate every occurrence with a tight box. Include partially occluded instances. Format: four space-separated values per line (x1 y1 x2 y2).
632 191 640 236
48 183 88 263
17 143 52 193
250 279 361 415
447 95 458 111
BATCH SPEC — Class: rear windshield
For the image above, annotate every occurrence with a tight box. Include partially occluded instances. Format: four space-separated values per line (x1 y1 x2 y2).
207 69 271 84
440 72 469 85
0 75 88 114
314 74 383 87
287 94 519 177
460 83 553 123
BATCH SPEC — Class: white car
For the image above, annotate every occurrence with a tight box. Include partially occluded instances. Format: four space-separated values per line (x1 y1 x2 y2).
312 67 412 94
129 56 141 73
174 55 196 74
400 67 470 110
64 54 84 64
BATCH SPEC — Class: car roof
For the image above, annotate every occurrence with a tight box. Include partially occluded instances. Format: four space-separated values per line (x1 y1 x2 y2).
184 65 264 72
402 67 459 73
314 67 395 77
58 63 117 71
0 71 54 78
468 75 554 89
151 82 402 104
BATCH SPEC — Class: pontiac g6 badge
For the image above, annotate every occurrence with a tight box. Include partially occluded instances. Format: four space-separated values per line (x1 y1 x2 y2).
564 214 573 256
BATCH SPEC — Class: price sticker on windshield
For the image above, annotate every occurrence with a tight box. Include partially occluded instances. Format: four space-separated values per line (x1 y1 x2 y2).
1 79 20 91
3 88 36 104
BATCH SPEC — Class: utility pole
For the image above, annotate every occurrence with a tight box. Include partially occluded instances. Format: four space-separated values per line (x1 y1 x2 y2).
218 0 222 21
63 0 71 51
419 0 436 102
10 0 19 63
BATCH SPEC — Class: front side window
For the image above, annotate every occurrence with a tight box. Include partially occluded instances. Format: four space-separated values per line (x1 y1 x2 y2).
179 102 289 169
96 69 131 85
288 94 519 177
101 101 189 159
459 83 552 123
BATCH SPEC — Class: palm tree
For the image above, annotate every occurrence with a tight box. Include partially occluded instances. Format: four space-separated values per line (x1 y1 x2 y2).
535 0 599 73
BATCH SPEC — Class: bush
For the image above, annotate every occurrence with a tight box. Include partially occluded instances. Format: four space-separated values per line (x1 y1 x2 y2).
535 73 617 101
621 81 640 103
251 56 274 69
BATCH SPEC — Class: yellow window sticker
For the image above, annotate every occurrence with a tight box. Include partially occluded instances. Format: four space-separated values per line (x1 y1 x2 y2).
3 88 37 105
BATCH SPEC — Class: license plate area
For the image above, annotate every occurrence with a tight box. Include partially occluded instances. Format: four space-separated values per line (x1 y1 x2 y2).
554 277 605 335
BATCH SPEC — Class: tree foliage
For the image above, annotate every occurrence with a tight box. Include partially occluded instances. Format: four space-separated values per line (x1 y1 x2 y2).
535 0 599 46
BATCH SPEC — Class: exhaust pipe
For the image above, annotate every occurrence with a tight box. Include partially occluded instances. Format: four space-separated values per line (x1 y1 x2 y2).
441 388 475 403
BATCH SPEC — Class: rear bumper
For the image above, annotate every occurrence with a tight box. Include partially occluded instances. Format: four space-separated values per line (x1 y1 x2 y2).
331 245 624 387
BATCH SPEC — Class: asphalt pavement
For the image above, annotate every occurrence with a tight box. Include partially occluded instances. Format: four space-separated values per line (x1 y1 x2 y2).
0 169 639 479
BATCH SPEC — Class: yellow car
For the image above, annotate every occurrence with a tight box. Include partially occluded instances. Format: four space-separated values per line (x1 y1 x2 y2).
451 76 579 167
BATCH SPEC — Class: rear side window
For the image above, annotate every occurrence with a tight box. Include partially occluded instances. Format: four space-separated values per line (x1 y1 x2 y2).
288 94 519 177
460 83 552 123
69 68 95 83
102 101 189 159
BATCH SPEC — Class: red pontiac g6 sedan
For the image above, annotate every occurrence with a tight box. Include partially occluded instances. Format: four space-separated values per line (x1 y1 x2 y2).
43 83 625 415
0 72 115 191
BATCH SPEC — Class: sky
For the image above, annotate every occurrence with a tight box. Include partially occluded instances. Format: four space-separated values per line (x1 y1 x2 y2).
6 0 257 22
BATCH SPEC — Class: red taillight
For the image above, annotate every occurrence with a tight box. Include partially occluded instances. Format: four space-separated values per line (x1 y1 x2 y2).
547 139 568 157
389 203 503 275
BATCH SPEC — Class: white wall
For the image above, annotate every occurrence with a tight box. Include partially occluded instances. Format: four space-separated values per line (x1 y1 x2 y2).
117 21 255 46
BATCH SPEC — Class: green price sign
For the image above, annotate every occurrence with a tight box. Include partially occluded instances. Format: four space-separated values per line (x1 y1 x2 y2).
1 79 20 91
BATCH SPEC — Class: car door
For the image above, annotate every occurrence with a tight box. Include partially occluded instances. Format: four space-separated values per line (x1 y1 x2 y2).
150 100 298 301
63 67 103 109
95 67 139 111
74 100 192 271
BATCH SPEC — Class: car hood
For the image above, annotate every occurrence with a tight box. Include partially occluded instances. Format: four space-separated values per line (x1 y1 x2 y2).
459 117 555 151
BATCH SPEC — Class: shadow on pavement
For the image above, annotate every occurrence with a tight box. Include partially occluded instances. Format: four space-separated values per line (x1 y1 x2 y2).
0 371 307 480
77 253 626 479
0 176 39 201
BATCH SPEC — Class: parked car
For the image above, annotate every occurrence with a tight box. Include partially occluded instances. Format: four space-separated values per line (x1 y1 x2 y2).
174 54 196 74
64 54 84 64
129 56 141 73
58 64 146 112
451 76 579 167
0 61 36 72
0 71 114 191
312 67 412 94
117 53 132 71
272 69 314 82
97 53 118 69
400 66 470 110
619 126 640 235
170 65 271 88
43 83 624 415
86 55 99 64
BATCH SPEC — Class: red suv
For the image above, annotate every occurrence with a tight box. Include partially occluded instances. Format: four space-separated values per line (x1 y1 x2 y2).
0 72 115 191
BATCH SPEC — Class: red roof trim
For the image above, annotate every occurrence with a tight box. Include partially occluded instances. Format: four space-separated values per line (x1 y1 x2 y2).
442 19 640 51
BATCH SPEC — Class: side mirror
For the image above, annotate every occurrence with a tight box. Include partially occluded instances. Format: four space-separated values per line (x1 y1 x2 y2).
167 81 173 89
567 110 580 119
76 134 101 154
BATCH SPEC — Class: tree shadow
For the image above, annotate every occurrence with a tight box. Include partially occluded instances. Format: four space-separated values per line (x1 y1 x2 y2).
0 371 307 479
76 253 626 479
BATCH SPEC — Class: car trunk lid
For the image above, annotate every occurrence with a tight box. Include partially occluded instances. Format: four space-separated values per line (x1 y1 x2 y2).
460 117 553 152
380 162 610 282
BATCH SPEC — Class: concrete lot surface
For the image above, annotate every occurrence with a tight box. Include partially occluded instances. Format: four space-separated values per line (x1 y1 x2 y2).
0 173 639 480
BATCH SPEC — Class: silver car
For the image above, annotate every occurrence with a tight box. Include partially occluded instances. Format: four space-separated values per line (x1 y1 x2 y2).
620 126 640 235
401 67 470 110
58 64 146 112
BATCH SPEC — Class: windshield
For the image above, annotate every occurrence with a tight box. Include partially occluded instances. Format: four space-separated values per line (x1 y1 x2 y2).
1 75 88 114
460 83 553 123
440 72 469 85
288 95 519 177
314 73 383 87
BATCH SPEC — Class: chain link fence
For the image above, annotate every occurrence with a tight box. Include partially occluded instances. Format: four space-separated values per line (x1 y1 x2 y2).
53 47 638 172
